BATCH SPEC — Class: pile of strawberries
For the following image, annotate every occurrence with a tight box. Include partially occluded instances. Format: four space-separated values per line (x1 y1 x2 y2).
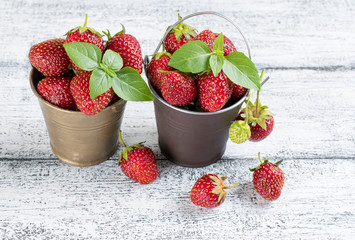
148 17 248 112
29 15 144 115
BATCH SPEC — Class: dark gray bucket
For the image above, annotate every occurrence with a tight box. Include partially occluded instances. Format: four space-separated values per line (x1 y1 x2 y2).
144 11 251 167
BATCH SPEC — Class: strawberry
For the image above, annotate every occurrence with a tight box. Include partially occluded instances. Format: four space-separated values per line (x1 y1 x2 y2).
70 71 113 115
190 174 239 208
147 52 174 91
197 71 233 112
104 26 143 74
37 76 76 110
65 14 104 71
250 153 285 201
231 83 248 102
229 120 251 144
194 30 236 56
161 71 197 106
163 14 197 54
29 38 70 77
118 131 158 184
237 111 274 142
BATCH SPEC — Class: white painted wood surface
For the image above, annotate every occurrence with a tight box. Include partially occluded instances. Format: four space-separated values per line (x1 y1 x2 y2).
1 0 354 239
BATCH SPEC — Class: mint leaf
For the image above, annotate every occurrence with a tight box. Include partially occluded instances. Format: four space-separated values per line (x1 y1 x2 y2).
113 67 154 101
89 69 113 99
169 40 212 73
102 49 123 72
222 52 260 90
63 42 102 71
210 55 224 77
213 33 224 53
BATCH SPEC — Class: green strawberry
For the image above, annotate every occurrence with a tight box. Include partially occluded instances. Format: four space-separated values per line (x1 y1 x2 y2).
229 120 251 144
29 38 70 77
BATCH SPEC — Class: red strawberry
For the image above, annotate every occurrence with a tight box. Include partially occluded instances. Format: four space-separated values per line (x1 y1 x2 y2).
231 83 248 101
37 76 76 110
190 174 239 208
147 52 174 91
29 38 70 77
161 71 197 106
70 71 113 115
163 14 197 54
104 26 143 74
65 14 104 71
118 131 158 184
250 153 285 201
194 30 236 56
197 71 233 112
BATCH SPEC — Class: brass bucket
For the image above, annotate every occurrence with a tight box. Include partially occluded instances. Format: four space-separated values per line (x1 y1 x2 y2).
144 11 251 168
30 68 127 167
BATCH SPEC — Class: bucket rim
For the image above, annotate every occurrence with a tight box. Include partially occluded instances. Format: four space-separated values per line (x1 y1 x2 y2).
30 67 127 115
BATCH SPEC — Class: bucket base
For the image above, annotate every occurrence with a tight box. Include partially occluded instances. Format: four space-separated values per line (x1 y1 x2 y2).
50 141 119 167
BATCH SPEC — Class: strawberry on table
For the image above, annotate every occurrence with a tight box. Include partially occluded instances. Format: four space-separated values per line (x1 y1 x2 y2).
250 153 285 201
190 174 239 208
197 71 233 112
29 38 70 77
147 52 174 91
163 14 197 54
118 131 158 184
104 26 143 74
161 71 197 107
65 14 104 72
70 71 113 115
37 76 76 110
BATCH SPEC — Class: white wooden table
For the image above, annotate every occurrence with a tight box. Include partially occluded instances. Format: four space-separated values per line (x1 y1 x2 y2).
1 0 354 239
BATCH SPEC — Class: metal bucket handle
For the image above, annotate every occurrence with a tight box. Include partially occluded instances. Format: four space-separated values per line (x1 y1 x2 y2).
144 11 252 70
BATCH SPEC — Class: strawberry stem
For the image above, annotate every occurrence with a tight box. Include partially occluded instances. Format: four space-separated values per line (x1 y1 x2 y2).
258 152 263 164
224 181 240 189
255 70 264 116
83 14 88 28
119 130 128 148
244 90 253 123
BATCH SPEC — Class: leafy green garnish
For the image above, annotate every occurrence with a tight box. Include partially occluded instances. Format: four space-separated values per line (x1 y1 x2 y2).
168 33 261 90
63 42 153 101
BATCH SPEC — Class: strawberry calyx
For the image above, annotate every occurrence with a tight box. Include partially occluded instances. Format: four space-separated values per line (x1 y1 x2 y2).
65 14 103 37
152 51 172 61
209 174 240 203
103 24 126 40
118 131 145 163
168 13 197 42
249 152 283 172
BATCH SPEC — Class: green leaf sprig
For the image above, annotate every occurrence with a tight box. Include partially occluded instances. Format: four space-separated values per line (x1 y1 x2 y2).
63 42 154 101
168 33 261 90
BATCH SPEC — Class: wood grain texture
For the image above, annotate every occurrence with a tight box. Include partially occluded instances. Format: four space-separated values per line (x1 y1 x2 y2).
1 159 354 239
1 0 355 239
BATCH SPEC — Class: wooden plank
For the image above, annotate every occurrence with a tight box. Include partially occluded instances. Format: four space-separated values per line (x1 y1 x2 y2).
0 158 354 239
